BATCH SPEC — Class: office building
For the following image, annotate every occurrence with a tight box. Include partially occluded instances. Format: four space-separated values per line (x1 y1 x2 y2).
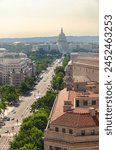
0 51 35 85
44 88 99 150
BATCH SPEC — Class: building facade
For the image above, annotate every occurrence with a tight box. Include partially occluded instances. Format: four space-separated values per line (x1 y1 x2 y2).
44 51 99 150
0 51 35 85
44 88 99 150
64 53 99 90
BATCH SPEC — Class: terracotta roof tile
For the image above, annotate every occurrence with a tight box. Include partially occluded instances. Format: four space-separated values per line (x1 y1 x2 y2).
52 112 99 128
50 88 99 122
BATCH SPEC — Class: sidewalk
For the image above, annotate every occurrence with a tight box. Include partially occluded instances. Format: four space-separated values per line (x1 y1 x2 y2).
3 106 14 117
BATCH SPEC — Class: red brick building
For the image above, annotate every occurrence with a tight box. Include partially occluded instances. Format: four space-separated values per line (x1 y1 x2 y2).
44 88 99 150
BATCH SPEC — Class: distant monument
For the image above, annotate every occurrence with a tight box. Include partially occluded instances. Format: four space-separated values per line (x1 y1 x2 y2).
58 28 69 54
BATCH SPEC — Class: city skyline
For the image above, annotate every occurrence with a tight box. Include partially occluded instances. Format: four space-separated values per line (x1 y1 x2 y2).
0 0 98 38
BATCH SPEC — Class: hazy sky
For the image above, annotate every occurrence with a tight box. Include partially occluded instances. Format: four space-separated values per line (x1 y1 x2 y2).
0 0 99 38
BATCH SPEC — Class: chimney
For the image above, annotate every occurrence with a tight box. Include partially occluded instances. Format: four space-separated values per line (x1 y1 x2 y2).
89 107 96 116
63 100 72 112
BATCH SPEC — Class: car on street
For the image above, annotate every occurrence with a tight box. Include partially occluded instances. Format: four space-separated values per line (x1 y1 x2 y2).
35 95 41 100
13 111 16 114
3 117 10 121
0 121 5 126
11 118 14 120
5 130 9 133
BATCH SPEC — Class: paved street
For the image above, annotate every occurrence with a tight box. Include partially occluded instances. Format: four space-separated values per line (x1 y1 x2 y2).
0 59 62 150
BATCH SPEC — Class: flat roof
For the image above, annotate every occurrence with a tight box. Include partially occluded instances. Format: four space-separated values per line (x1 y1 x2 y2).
50 88 99 123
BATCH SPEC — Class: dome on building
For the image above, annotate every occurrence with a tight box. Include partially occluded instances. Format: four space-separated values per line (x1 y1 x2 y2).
58 28 69 54
58 28 67 41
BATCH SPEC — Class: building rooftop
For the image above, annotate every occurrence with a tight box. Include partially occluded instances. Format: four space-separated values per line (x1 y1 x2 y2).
52 111 99 127
0 58 30 64
50 88 99 123
0 52 27 58
0 52 30 65
51 88 68 122
71 52 99 66
74 61 99 68
78 52 99 57
0 48 7 51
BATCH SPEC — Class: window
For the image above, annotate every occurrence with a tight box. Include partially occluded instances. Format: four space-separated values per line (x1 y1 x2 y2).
49 146 53 150
55 127 59 132
81 130 85 136
77 85 79 89
69 129 73 134
91 129 95 135
55 147 61 150
92 100 96 105
76 100 79 107
83 100 88 106
62 128 66 133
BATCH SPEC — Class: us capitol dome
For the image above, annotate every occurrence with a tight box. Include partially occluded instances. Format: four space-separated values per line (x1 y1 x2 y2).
58 28 69 54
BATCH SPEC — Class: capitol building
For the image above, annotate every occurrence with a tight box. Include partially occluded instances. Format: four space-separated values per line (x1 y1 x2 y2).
58 28 69 54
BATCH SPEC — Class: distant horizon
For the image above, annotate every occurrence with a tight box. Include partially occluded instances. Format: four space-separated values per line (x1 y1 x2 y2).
0 35 99 39
0 35 99 44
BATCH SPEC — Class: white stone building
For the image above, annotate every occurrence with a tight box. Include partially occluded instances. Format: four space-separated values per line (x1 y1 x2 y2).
58 28 69 54
0 51 35 85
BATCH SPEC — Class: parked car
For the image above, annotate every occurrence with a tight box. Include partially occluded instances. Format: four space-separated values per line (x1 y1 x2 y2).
5 130 9 133
3 117 10 121
0 121 5 126
11 118 14 120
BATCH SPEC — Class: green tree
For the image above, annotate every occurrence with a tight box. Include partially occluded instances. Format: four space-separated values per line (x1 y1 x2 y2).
0 84 19 108
51 68 64 90
9 110 47 150
20 81 30 94
31 90 56 111
55 66 65 75
62 55 70 68
0 101 7 115
19 144 37 150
